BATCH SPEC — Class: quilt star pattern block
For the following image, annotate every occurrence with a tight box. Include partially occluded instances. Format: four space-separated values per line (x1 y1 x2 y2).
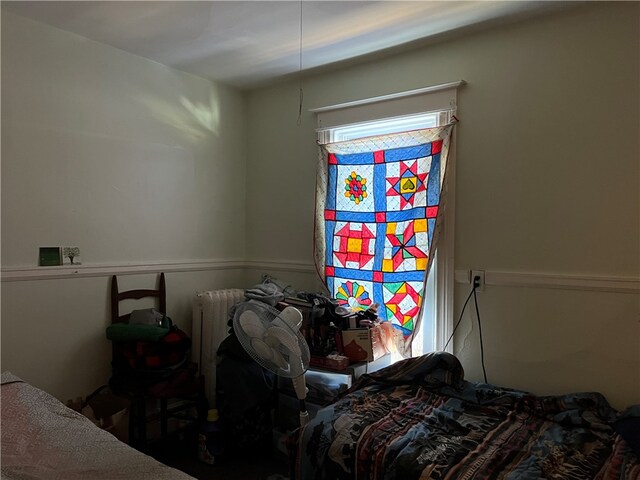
315 126 454 352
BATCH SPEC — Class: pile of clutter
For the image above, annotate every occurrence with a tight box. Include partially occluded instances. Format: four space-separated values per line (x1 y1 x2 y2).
239 275 403 368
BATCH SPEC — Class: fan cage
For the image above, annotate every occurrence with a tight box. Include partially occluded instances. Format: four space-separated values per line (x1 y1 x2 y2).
233 301 310 379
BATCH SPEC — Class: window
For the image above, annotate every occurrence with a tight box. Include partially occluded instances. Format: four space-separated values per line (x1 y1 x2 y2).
312 82 462 356
328 111 449 143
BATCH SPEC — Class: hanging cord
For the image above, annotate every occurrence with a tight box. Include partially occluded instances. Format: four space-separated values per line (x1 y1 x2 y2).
297 0 304 126
443 284 475 351
443 279 488 383
472 286 488 383
298 88 304 126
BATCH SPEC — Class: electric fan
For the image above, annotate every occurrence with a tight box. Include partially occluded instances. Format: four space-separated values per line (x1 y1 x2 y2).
232 301 311 426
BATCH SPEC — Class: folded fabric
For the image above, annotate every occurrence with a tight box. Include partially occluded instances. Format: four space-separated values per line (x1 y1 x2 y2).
244 282 284 306
261 274 298 297
129 308 165 326
106 323 169 342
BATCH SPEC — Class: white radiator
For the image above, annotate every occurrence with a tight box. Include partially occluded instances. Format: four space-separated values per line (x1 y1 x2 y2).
192 288 245 406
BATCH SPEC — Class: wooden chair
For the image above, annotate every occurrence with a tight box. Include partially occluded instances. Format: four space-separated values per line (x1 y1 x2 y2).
109 272 208 450
110 273 167 326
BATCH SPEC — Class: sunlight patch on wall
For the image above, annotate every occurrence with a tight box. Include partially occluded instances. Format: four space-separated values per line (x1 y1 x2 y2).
137 89 220 142
179 93 220 135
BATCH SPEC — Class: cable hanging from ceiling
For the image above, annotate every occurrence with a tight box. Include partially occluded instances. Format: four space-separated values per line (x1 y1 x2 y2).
297 0 304 126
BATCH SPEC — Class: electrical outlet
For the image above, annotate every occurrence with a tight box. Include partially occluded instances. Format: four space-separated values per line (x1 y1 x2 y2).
471 270 485 292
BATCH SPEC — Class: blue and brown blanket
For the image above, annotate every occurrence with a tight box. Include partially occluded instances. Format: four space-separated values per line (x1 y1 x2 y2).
289 352 639 480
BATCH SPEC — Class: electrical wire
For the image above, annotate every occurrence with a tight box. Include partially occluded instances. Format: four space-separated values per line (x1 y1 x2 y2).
443 284 475 351
297 0 304 126
473 287 488 383
442 279 488 384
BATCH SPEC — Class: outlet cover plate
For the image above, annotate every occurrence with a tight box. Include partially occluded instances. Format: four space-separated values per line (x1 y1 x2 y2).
471 270 485 292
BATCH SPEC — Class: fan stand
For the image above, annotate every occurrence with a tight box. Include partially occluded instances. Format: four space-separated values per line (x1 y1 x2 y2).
292 375 309 426
233 302 311 427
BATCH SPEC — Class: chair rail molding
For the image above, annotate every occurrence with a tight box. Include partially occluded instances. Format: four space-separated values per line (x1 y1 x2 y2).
244 258 317 274
3 260 638 293
1 258 246 282
454 269 640 294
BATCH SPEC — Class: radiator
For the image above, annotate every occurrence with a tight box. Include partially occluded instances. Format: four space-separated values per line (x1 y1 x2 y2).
192 288 245 406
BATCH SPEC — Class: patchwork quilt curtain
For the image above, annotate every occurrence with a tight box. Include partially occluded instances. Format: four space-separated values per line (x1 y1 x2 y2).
314 126 454 354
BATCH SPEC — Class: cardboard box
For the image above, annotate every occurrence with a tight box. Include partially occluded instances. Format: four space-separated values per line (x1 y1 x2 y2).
309 354 350 371
341 327 387 362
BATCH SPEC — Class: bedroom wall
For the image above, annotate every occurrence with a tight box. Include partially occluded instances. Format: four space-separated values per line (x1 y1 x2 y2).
244 2 640 409
1 12 247 401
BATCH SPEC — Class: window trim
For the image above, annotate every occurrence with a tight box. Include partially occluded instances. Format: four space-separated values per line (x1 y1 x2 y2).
320 110 452 144
313 80 464 142
435 137 456 353
311 81 465 114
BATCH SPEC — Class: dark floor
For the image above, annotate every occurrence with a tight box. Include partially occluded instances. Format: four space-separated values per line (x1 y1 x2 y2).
147 426 291 480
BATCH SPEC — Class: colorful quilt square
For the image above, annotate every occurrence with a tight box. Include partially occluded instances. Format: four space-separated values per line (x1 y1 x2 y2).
331 221 377 270
332 278 374 311
335 164 375 213
385 156 432 211
383 281 423 332
382 220 429 272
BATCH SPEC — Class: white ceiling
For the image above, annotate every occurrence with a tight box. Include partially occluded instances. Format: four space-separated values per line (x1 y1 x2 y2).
3 1 573 89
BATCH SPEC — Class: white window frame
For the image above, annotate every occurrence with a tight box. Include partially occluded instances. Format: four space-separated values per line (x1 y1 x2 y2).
312 81 463 353
327 111 449 143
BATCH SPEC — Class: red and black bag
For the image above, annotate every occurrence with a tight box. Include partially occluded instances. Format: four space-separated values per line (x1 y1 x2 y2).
110 318 191 375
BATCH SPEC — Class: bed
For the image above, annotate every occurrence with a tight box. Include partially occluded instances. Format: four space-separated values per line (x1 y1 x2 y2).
1 372 195 480
289 352 639 480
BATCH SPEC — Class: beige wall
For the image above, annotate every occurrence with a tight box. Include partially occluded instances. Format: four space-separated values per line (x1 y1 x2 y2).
1 12 248 401
2 12 247 266
245 2 639 409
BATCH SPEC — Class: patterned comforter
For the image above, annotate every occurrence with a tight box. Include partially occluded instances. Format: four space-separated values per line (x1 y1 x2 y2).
289 353 639 480
1 372 195 480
